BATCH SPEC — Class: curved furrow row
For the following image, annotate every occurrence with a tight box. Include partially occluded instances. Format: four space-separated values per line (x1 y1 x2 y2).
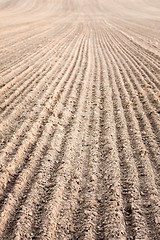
110 27 160 89
100 29 159 239
106 26 160 86
0 33 86 198
0 25 51 58
106 30 160 169
106 27 160 177
102 29 159 174
0 36 55 88
0 33 88 239
0 22 75 88
39 35 90 240
0 24 79 100
106 29 160 129
45 32 94 240
109 29 160 97
103 30 160 185
125 36 160 69
110 21 160 67
4 34 90 240
0 21 53 49
0 31 54 78
107 27 160 97
0 24 80 114
98 30 152 239
0 29 84 155
0 20 72 76
36 34 94 240
0 33 51 74
0 20 68 68
119 28 160 68
0 27 86 196
100 30 160 238
0 1 160 239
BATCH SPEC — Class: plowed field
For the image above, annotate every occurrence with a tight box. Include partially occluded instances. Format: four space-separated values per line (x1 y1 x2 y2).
0 0 160 239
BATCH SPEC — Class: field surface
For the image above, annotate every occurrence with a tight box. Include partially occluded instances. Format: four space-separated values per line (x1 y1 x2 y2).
0 0 160 239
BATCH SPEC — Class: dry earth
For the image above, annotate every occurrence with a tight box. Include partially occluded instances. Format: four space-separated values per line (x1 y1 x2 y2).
0 0 160 239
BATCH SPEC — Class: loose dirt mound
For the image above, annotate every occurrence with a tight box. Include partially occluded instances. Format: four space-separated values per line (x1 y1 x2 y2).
0 0 160 239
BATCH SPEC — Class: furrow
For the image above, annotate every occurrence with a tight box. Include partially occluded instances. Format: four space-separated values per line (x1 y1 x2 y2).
92 29 126 240
37 33 94 240
0 22 69 74
101 30 160 239
70 31 100 240
110 21 160 68
0 1 160 239
0 25 79 118
0 21 75 85
0 34 85 199
0 29 84 155
39 35 90 240
108 28 160 111
0 23 77 97
111 27 160 90
99 29 151 239
115 26 160 69
104 29 160 188
0 33 87 238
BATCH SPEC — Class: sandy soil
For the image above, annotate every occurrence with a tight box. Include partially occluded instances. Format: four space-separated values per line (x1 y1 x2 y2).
0 0 160 239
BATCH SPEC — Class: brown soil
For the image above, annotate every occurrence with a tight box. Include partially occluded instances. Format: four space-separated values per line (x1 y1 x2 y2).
0 0 160 239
